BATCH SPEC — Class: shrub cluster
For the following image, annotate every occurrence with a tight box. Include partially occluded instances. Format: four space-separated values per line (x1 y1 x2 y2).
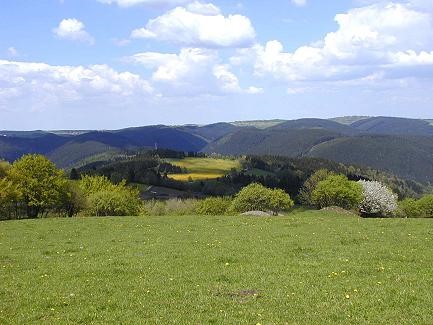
298 169 335 206
311 175 363 210
398 195 433 218
230 183 294 215
196 197 232 215
79 175 141 217
300 170 402 218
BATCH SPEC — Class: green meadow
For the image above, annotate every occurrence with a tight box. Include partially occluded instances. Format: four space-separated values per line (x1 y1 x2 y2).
167 157 241 181
1 211 432 324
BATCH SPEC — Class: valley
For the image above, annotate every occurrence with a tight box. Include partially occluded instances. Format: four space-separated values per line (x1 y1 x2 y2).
2 116 433 184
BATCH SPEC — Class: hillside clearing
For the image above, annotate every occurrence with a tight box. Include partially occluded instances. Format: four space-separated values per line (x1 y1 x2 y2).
167 157 241 181
1 212 432 324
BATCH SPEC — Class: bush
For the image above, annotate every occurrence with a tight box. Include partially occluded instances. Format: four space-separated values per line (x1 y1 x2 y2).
230 183 294 215
397 195 433 218
358 180 398 217
79 175 142 216
397 198 422 218
299 169 335 206
79 175 115 196
196 197 232 215
58 181 87 218
0 161 10 179
87 187 141 216
312 175 363 210
417 195 433 218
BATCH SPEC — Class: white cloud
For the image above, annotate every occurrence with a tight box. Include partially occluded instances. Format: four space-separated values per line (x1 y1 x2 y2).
112 38 131 46
0 60 152 111
7 47 19 58
130 4 255 48
291 0 306 7
129 48 262 95
213 65 262 94
186 1 220 14
234 2 433 83
53 18 94 44
97 0 190 7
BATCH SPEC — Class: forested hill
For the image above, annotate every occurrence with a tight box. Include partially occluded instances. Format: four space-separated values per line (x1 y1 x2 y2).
1 116 433 183
201 117 433 184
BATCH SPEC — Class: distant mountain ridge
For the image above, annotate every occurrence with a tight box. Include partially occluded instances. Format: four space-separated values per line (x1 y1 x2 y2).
203 117 433 183
351 116 433 136
1 116 433 183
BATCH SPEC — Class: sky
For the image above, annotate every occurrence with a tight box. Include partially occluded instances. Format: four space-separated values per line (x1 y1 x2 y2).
1 0 433 130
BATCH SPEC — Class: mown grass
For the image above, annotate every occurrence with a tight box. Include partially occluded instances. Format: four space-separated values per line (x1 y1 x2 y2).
167 157 241 181
1 211 432 324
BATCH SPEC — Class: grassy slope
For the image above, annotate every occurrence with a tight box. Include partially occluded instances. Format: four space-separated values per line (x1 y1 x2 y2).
167 157 241 181
230 120 286 129
1 212 432 324
329 116 370 125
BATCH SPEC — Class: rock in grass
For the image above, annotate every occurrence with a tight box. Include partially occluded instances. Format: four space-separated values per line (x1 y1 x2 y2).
320 206 359 217
241 211 273 217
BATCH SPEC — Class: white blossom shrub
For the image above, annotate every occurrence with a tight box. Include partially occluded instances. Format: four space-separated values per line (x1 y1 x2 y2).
358 180 398 217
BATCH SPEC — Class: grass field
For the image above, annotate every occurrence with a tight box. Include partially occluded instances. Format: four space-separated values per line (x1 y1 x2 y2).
1 212 432 324
167 157 241 181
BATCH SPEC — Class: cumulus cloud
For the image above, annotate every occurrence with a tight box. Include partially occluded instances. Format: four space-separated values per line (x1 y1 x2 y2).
130 3 255 48
233 2 433 83
186 1 220 14
129 48 262 95
97 0 190 7
291 0 306 7
53 18 94 44
0 60 152 111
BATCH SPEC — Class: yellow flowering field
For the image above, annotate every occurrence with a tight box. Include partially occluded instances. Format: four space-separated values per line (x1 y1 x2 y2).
167 157 241 181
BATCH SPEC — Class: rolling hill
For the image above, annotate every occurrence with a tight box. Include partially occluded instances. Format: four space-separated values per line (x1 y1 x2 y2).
178 123 241 142
0 126 210 168
351 116 433 136
0 133 69 161
307 135 433 183
203 127 340 157
203 117 433 183
114 125 207 151
1 116 433 184
270 118 360 135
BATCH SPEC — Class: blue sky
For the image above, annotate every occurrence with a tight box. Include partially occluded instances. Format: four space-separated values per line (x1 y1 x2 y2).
1 0 433 130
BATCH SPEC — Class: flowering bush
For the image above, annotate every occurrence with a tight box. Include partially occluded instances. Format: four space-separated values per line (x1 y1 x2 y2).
358 180 398 217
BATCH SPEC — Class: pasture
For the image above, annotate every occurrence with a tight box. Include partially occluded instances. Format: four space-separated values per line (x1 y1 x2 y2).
1 211 432 324
167 157 241 181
